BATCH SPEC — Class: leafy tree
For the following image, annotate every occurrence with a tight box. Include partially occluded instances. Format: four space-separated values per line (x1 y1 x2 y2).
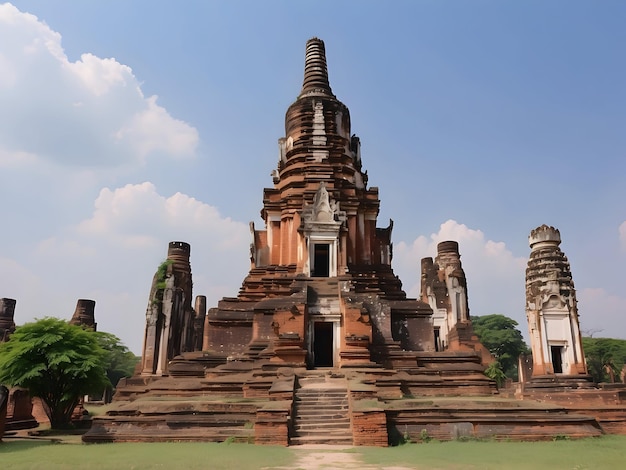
0 317 109 428
93 331 140 401
582 337 626 383
471 314 529 380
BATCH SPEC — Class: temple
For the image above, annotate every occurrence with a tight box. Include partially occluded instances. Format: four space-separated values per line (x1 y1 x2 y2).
83 38 626 445
199 35 438 371
135 38 493 375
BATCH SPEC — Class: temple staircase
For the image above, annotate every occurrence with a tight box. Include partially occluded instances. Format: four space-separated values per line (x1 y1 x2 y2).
290 373 353 445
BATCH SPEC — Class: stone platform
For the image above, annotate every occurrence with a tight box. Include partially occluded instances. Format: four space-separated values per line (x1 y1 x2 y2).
82 363 626 445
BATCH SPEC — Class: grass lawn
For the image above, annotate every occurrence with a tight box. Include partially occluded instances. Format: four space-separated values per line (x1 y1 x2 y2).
0 440 295 470
358 435 626 469
1 435 625 469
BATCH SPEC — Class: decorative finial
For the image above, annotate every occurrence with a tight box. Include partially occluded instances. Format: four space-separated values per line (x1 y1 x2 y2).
300 38 334 98
529 224 561 249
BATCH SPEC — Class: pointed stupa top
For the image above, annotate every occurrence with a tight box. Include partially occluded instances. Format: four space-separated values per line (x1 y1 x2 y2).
299 37 334 98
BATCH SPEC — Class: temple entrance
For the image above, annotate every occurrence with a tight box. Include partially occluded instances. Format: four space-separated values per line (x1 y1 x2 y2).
312 244 330 277
313 321 334 367
551 345 564 374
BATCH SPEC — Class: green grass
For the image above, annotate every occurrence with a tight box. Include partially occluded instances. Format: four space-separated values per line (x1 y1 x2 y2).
359 435 626 469
1 436 625 469
0 441 295 470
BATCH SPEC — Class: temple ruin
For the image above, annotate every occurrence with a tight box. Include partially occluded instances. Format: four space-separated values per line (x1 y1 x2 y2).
82 38 626 445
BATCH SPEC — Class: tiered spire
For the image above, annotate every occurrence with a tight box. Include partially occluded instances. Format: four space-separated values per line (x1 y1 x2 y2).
299 38 334 98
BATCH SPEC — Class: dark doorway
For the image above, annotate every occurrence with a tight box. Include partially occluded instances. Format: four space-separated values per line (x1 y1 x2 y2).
313 244 330 277
551 345 564 374
314 322 333 367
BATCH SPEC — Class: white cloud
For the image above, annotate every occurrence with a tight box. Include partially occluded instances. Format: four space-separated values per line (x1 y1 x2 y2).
619 221 626 252
7 182 250 354
0 148 38 167
394 219 528 330
0 3 198 167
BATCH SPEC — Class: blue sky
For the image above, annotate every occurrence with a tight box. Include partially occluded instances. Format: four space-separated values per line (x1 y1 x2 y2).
1 1 624 353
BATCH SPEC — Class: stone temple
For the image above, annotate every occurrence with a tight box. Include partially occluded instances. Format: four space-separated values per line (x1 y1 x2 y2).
84 38 626 445
133 37 491 379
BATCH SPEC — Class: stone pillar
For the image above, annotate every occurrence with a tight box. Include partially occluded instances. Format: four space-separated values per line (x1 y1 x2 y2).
69 299 97 330
193 295 206 351
0 298 17 342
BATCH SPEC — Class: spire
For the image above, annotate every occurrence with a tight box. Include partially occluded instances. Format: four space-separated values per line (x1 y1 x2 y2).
299 37 334 98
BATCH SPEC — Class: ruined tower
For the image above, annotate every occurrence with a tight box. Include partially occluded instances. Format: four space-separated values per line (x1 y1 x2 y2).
141 241 195 375
420 241 470 351
525 225 587 377
69 299 97 330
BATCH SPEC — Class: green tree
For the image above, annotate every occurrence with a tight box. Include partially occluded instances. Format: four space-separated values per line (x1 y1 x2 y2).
471 314 529 380
93 331 140 401
582 337 626 383
0 317 109 428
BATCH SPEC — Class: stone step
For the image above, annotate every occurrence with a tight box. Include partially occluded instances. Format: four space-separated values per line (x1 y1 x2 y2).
294 418 350 425
296 395 347 400
295 393 347 399
294 421 351 430
295 397 348 404
295 394 347 399
296 404 348 410
292 426 352 435
296 391 348 396
291 376 353 445
289 435 353 446
295 409 349 417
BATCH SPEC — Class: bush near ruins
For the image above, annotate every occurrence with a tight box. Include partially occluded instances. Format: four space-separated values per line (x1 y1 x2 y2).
471 314 529 381
0 317 110 428
582 337 626 383
93 331 140 402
